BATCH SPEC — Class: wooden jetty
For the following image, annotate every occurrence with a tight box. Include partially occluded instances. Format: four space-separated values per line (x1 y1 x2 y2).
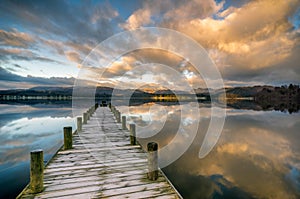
17 104 182 199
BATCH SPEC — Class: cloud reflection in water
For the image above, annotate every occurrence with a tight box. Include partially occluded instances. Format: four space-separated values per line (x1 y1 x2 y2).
0 104 74 199
118 103 300 199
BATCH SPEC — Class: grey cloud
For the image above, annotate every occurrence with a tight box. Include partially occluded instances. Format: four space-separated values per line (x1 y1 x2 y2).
0 67 74 89
13 64 24 69
121 0 222 30
0 0 121 44
221 43 300 85
0 47 65 65
40 39 65 55
0 0 122 71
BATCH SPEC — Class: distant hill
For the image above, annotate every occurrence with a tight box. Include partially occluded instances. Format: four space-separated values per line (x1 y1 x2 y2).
1 84 299 101
224 86 274 97
0 86 73 96
1 84 299 113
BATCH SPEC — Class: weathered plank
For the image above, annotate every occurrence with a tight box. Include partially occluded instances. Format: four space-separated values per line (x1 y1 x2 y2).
18 107 182 199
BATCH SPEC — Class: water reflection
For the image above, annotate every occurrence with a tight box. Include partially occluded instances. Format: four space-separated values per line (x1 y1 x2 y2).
118 103 300 199
1 101 299 199
0 104 74 199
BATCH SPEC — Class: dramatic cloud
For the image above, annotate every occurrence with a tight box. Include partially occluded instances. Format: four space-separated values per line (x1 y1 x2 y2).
0 0 121 88
0 0 299 89
120 0 300 87
164 0 299 69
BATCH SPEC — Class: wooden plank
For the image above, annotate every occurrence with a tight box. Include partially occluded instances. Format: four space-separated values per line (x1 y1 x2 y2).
43 163 147 178
46 156 147 169
44 159 147 173
57 145 141 154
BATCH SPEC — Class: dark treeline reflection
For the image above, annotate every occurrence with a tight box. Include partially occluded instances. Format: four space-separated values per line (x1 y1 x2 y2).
2 98 299 114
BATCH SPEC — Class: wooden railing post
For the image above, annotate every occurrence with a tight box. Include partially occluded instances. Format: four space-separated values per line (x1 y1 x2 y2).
30 149 44 193
64 127 72 150
87 109 90 120
122 116 127 130
112 106 115 115
114 108 117 118
116 111 121 123
147 142 158 181
129 124 136 145
83 112 88 124
77 117 82 132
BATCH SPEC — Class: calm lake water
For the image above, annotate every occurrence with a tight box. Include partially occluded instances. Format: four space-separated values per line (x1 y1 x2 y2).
1 101 299 199
0 102 75 199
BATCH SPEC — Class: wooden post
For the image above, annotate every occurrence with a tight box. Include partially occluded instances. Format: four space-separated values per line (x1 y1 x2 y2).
115 108 118 118
129 124 136 145
83 112 87 124
87 110 90 120
108 103 111 109
64 127 72 150
122 116 127 130
114 108 117 117
87 108 91 118
77 117 82 132
116 111 121 123
30 149 44 193
147 142 158 181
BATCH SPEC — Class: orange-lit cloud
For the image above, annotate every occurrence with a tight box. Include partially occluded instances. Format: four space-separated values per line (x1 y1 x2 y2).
0 29 34 48
165 0 299 69
65 51 82 64
121 9 152 30
114 0 300 88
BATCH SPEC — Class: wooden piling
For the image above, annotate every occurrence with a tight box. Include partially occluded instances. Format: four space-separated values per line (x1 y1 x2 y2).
114 108 117 118
77 117 82 132
122 116 127 130
111 106 115 115
87 110 90 120
129 124 136 145
63 127 72 150
83 112 88 124
147 142 158 181
116 111 121 123
30 149 44 193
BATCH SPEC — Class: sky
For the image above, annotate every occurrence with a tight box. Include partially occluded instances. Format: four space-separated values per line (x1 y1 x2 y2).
0 0 299 89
